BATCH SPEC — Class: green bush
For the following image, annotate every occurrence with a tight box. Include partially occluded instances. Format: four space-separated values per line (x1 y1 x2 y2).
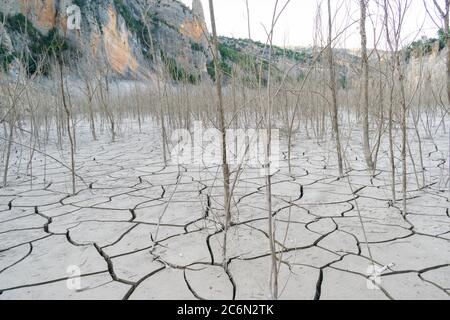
0 12 73 75
405 29 449 61
207 60 232 81
0 45 15 72
73 0 88 9
438 28 449 49
190 42 204 52
160 50 199 84
113 0 152 54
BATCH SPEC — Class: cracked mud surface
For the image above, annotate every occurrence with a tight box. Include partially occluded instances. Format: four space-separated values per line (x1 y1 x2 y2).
0 124 449 300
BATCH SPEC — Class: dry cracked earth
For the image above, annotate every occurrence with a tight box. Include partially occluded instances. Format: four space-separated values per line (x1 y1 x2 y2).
0 123 449 300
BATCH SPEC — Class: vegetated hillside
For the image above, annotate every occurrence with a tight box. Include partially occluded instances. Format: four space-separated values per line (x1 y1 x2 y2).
1 0 442 86
212 36 316 85
0 0 355 85
0 0 211 82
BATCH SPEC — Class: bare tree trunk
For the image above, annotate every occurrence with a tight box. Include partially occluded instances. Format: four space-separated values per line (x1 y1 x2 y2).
383 0 409 214
445 0 449 202
327 0 344 177
265 5 278 301
442 0 450 106
397 53 408 216
57 55 76 195
384 0 398 203
88 95 97 141
97 71 116 143
360 0 375 174
386 57 397 203
208 0 232 271
142 8 167 166
432 2 450 202
373 49 385 171
86 85 97 141
3 114 14 187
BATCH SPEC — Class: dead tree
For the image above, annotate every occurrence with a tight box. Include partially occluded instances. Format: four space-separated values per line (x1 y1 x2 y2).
57 54 76 195
208 0 232 271
383 0 410 214
424 0 449 200
141 5 168 165
77 53 99 141
327 0 344 177
265 1 278 300
97 67 116 143
360 0 375 174
425 0 450 105
2 101 15 187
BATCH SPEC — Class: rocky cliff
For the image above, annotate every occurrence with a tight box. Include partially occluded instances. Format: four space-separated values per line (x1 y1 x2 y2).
0 0 321 84
2 0 441 86
0 0 211 81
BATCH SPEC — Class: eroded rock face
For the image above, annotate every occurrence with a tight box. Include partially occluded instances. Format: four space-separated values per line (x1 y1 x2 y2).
192 0 205 21
102 5 138 74
0 0 210 78
184 0 207 42
146 0 210 76
19 0 57 29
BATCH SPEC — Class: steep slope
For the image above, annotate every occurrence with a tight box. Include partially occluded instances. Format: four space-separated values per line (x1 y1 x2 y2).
4 0 431 87
0 0 211 81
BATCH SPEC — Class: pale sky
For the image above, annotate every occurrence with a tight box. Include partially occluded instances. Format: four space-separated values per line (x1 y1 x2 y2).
180 0 443 49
